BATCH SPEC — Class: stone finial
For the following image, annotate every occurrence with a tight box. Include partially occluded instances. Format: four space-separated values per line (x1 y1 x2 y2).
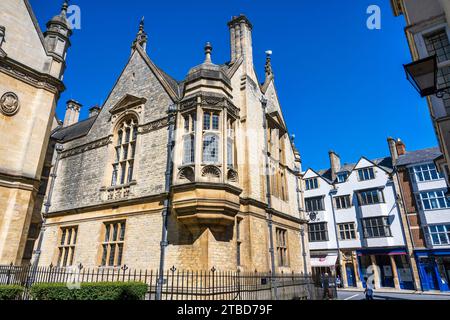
61 1 69 16
265 50 273 79
133 17 148 51
204 42 213 64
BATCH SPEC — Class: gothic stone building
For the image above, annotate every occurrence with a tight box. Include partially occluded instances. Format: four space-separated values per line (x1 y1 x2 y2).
33 13 309 272
0 0 71 265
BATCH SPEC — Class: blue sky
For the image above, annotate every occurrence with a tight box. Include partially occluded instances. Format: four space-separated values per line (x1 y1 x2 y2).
30 0 437 170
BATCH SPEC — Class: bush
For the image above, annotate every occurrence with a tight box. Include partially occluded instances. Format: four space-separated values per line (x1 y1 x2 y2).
30 282 148 301
0 285 24 300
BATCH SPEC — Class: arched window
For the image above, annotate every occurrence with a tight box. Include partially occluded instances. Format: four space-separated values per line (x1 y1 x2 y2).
203 133 219 164
112 117 138 186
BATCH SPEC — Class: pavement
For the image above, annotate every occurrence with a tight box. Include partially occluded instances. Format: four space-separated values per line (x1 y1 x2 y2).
337 288 450 300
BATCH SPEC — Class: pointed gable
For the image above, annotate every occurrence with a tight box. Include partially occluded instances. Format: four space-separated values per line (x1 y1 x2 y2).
265 81 288 131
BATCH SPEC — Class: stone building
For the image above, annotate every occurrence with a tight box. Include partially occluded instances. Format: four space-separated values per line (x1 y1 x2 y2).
391 0 450 185
0 0 71 265
33 13 309 273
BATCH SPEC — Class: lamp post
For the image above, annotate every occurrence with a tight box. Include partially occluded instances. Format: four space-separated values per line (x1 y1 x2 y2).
404 55 450 98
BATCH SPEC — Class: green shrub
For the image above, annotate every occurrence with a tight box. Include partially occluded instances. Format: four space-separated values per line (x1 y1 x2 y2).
30 282 147 301
0 285 24 300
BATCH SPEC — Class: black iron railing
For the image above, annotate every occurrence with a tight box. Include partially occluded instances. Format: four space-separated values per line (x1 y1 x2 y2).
0 264 335 300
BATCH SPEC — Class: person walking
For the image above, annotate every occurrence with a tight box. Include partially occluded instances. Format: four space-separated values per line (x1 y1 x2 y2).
322 273 331 300
364 277 374 300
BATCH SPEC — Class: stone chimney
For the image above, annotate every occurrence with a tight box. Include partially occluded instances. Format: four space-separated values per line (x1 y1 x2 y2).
89 106 101 118
396 139 407 156
228 15 254 67
387 137 399 162
63 100 82 127
329 150 341 182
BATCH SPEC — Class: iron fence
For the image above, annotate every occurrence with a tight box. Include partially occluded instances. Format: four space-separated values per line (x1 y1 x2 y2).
0 264 336 300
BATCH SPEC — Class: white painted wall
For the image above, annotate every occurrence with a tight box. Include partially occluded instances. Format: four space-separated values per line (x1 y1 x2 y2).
304 158 406 254
407 161 450 249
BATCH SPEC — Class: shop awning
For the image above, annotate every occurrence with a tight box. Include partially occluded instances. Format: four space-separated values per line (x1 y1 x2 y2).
311 255 338 267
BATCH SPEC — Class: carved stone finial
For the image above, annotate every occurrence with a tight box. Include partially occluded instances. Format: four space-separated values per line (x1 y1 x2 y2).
204 42 213 64
265 50 273 79
133 17 148 51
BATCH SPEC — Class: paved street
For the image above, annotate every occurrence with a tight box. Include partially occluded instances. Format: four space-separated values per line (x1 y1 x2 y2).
337 290 450 301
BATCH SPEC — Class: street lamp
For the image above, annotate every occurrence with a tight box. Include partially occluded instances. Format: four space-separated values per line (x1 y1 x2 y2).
404 55 450 98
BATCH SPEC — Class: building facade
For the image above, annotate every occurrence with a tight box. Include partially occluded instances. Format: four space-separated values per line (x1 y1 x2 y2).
390 139 450 292
303 151 417 290
32 14 310 274
0 0 71 265
391 0 450 185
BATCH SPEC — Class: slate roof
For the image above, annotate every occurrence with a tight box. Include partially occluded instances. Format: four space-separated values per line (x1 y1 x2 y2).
314 156 394 184
396 147 442 166
52 116 97 142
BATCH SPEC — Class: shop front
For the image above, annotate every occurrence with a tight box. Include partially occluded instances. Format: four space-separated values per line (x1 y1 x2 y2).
416 250 450 292
310 253 338 285
357 248 415 290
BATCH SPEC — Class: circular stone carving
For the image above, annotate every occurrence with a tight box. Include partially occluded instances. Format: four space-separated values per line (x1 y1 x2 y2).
0 92 20 116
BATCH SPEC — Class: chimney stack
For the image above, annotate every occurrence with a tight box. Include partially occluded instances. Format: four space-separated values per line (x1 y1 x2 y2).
228 15 254 67
396 139 407 156
387 137 399 163
63 100 82 127
89 105 101 118
329 150 341 182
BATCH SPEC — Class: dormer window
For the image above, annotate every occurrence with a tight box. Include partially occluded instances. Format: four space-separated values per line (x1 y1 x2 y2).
337 172 348 183
305 178 319 190
112 117 138 186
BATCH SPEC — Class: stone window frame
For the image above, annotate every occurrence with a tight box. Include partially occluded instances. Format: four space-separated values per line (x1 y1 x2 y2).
305 178 319 191
183 112 196 165
57 226 78 268
335 195 352 210
99 220 126 268
362 217 392 238
236 217 243 267
202 133 220 164
111 115 139 187
308 222 328 242
357 167 375 182
275 228 289 267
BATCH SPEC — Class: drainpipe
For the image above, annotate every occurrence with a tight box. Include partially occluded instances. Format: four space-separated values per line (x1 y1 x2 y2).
156 104 177 300
294 167 308 275
31 143 64 274
261 97 278 300
329 187 342 278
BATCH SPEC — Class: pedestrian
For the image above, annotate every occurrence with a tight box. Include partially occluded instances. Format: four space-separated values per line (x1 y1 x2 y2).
322 273 331 300
364 277 374 300
336 275 342 288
